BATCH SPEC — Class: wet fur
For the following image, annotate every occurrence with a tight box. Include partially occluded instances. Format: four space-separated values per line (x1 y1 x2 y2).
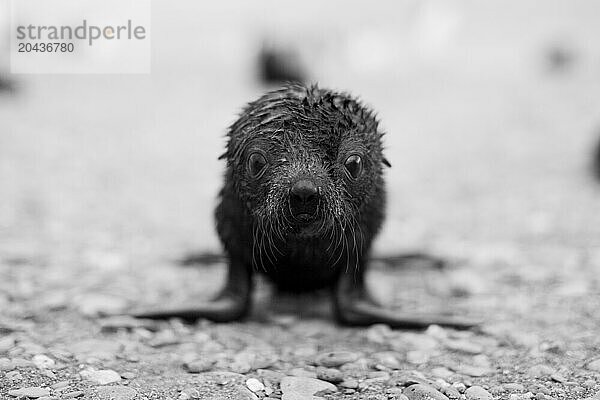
215 83 388 292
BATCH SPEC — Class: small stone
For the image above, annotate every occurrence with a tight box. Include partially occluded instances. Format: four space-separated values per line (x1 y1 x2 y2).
406 350 430 364
76 294 128 316
246 378 265 393
452 383 466 393
0 357 14 371
316 367 344 383
32 354 55 369
403 384 449 400
527 364 555 378
550 373 567 383
121 372 136 379
8 387 51 398
230 360 252 374
444 340 483 355
465 386 493 400
503 383 525 392
583 379 596 388
389 371 431 387
315 351 359 368
366 324 394 343
442 386 460 400
80 368 122 385
148 329 180 347
372 351 402 370
0 336 16 353
12 357 34 368
99 316 160 332
62 392 84 398
41 369 56 379
587 360 600 372
97 386 137 400
280 376 337 396
288 368 317 378
51 381 70 390
183 359 214 373
6 370 22 381
340 378 359 389
431 367 453 379
456 365 490 377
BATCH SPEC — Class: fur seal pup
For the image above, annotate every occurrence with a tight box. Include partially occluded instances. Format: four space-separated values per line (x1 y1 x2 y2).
135 84 477 329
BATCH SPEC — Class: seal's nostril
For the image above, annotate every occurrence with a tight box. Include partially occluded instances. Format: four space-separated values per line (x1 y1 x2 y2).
290 180 319 204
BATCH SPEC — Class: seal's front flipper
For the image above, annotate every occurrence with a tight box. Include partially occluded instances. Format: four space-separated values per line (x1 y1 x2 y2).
131 292 249 322
334 297 480 329
333 272 480 330
131 258 252 323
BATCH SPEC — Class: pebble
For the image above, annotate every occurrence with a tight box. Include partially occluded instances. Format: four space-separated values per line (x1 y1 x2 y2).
183 359 214 373
8 387 51 398
32 354 55 369
0 357 14 370
316 367 344 383
340 378 359 389
503 383 525 392
280 376 337 397
62 391 84 398
527 364 555 378
99 316 160 332
583 379 596 388
229 360 252 374
465 386 493 400
288 368 317 378
441 386 460 399
403 384 449 400
148 329 180 347
315 351 359 367
550 373 567 383
0 336 16 353
372 351 402 370
121 372 136 379
12 357 34 368
6 370 23 381
80 368 122 384
96 386 138 400
406 350 430 364
246 378 265 393
75 293 128 316
431 367 453 379
51 381 70 390
452 383 467 393
587 359 600 372
444 339 483 355
456 365 490 377
366 324 394 344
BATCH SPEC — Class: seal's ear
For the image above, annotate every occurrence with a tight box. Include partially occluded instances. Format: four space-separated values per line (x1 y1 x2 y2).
382 157 391 168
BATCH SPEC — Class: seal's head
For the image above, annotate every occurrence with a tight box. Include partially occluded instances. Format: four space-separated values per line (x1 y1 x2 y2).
222 84 390 239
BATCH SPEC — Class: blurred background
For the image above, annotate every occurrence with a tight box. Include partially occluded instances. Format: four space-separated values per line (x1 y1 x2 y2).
1 0 600 269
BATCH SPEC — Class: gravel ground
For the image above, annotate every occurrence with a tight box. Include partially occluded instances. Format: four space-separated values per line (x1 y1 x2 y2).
2 1 600 399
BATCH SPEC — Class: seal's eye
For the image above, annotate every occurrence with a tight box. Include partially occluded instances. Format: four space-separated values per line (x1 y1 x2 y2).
344 155 363 179
248 152 267 178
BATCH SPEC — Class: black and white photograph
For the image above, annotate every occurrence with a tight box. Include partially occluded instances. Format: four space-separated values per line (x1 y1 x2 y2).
1 1 600 399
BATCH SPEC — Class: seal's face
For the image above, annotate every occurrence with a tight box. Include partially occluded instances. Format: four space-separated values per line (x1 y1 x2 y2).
224 84 388 241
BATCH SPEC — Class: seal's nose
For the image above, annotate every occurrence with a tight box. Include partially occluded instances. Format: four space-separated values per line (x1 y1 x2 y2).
289 179 319 219
290 180 318 203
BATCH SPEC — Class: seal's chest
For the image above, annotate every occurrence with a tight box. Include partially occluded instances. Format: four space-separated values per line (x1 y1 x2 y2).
259 241 342 291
